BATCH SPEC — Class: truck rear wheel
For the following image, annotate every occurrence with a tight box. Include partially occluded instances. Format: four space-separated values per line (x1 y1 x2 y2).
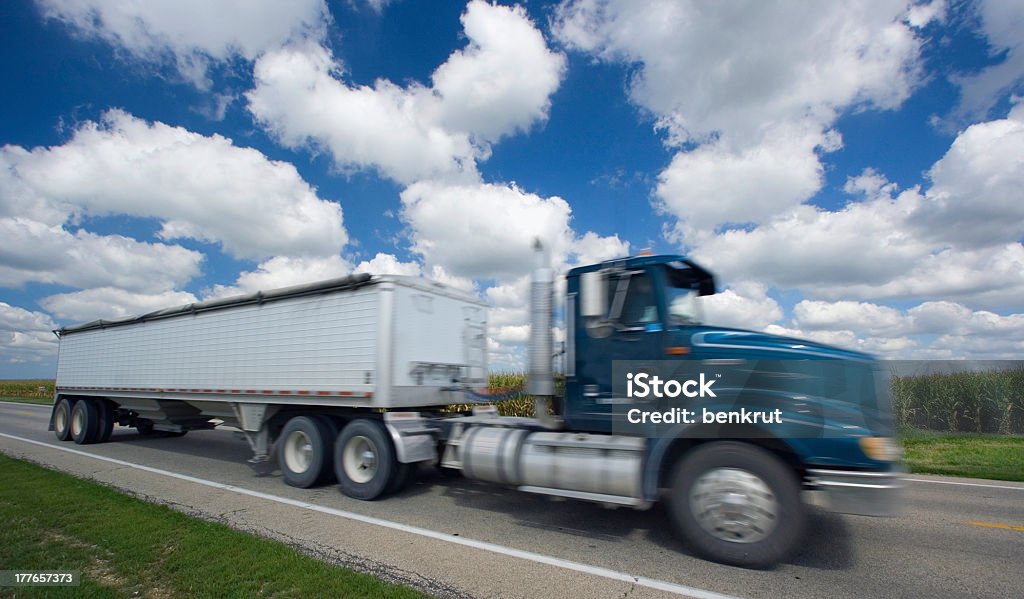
96 400 115 443
53 398 74 441
278 416 335 488
70 399 100 445
667 441 804 568
334 419 398 500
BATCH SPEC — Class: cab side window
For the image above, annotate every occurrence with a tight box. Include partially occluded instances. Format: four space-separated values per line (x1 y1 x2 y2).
620 274 658 325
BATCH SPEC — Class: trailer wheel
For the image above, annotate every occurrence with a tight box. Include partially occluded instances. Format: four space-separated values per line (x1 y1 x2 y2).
53 398 74 441
667 441 804 568
96 400 115 443
335 419 397 500
278 416 334 488
70 399 100 445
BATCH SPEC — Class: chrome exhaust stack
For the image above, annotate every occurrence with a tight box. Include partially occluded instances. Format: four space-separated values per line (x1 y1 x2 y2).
528 238 563 430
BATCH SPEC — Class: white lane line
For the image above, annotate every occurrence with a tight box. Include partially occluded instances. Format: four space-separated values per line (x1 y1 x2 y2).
0 432 740 599
904 478 1024 491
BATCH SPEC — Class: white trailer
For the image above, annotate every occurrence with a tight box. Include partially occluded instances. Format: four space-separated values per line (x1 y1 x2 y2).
50 274 488 493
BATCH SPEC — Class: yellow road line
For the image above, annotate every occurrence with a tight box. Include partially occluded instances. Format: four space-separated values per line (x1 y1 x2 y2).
968 521 1024 532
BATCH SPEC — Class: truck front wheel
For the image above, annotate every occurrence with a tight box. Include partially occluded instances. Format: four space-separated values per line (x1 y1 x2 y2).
667 441 804 568
334 419 397 500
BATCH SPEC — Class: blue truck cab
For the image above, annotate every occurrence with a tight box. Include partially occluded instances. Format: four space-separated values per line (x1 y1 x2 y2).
561 254 903 566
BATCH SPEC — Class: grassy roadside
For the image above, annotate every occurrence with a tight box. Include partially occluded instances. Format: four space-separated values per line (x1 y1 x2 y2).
0 454 426 598
0 396 52 406
899 427 1024 482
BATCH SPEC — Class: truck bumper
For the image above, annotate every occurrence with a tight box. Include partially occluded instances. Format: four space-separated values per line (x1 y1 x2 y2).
805 468 904 517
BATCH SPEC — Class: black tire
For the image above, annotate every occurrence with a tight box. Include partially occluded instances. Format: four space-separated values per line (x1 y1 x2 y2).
70 399 100 445
278 416 334 488
387 462 415 494
334 419 398 500
666 442 804 568
53 398 74 442
96 400 115 443
315 416 342 485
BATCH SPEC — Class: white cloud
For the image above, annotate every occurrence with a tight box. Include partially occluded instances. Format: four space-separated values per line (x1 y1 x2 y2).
793 300 906 336
0 217 201 292
657 124 837 234
5 109 347 261
950 0 1024 122
433 0 566 143
248 42 480 185
247 1 564 185
39 288 198 323
37 0 328 87
913 101 1024 247
205 255 352 299
555 1 925 145
0 303 58 366
400 180 573 280
571 231 630 266
554 1 928 234
692 149 1024 310
701 282 783 330
771 298 1024 358
354 253 422 277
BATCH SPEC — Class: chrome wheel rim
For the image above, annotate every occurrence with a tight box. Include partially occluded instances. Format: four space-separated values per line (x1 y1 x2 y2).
55 403 68 434
283 430 314 474
70 405 83 438
689 467 779 543
342 435 378 484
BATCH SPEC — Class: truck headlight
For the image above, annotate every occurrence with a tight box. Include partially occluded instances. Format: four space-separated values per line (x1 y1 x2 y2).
859 437 903 462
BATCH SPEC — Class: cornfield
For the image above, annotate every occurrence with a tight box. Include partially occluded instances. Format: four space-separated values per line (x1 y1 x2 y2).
891 368 1024 434
0 379 54 399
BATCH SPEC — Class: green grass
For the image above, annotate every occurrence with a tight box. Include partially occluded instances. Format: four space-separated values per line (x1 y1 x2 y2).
0 396 53 406
898 427 1024 482
0 454 426 598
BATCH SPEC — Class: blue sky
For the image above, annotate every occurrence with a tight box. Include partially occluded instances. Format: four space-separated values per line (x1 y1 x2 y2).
1 0 1023 378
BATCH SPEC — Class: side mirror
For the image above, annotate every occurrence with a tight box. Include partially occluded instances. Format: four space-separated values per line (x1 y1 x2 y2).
580 271 607 317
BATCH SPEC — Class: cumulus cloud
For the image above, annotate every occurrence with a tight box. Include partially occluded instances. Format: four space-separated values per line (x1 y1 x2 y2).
0 303 58 367
247 0 565 185
701 282 783 331
0 217 201 292
771 298 1024 359
37 0 328 87
400 180 573 280
657 124 839 234
204 255 352 299
354 253 422 277
692 105 1024 310
433 1 567 143
5 109 347 260
39 288 199 323
950 0 1024 123
554 1 931 235
913 101 1024 247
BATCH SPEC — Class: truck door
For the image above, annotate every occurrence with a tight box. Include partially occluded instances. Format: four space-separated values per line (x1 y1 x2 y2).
572 269 665 433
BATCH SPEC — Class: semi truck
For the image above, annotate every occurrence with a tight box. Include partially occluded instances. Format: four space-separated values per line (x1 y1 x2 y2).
49 242 902 567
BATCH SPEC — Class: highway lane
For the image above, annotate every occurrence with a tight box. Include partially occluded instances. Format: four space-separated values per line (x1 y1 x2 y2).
1 401 1021 599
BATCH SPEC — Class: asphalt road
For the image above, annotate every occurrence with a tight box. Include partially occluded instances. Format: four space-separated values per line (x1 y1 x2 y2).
1 401 1021 599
